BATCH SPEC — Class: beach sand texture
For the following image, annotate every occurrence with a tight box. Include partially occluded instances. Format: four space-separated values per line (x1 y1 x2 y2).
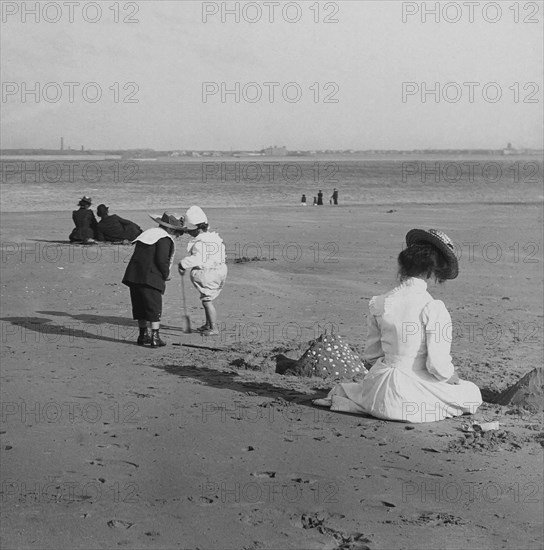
1 159 543 549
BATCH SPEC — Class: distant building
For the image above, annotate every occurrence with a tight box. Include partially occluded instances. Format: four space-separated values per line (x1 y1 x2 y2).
264 146 287 157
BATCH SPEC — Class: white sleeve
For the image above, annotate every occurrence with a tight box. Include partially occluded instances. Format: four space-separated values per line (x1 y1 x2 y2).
180 241 204 270
363 314 383 366
422 300 455 381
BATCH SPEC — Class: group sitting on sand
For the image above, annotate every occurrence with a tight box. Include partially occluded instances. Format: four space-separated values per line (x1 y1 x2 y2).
69 196 142 244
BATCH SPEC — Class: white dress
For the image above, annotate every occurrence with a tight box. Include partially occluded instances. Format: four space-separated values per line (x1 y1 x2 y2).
326 277 482 423
180 231 228 301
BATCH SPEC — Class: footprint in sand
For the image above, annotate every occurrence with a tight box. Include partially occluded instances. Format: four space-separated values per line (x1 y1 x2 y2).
107 519 134 529
96 443 130 450
88 458 139 469
187 495 217 506
297 512 372 550
250 471 276 479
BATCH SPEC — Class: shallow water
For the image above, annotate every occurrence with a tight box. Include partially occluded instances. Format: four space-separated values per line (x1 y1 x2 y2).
1 157 542 212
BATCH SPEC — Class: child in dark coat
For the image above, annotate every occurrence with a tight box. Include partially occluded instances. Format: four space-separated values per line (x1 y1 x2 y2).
122 212 184 347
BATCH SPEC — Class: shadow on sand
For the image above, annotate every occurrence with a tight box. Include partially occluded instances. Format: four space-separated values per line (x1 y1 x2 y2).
1 315 138 346
35 310 182 333
150 362 328 411
1 312 184 345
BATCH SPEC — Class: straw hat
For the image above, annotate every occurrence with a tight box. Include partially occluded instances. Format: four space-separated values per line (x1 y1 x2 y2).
149 212 185 230
405 228 459 279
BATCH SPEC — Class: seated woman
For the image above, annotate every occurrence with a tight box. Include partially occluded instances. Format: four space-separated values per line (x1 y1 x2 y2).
69 196 98 244
96 204 142 243
314 228 482 423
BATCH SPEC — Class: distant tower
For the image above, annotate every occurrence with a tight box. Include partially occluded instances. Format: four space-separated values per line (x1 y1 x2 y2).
60 137 64 151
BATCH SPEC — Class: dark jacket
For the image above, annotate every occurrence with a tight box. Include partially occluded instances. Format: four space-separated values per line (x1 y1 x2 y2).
96 214 142 242
122 236 174 293
69 208 97 241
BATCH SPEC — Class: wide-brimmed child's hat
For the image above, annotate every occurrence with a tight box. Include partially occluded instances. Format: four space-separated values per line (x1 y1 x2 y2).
405 228 459 279
184 206 208 230
149 211 185 230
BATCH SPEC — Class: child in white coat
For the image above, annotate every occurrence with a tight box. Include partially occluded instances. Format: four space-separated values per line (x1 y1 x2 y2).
178 206 227 336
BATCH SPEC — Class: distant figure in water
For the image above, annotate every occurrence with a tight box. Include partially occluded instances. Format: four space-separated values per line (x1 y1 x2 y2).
331 188 339 205
313 196 318 206
317 190 323 205
96 204 143 243
69 196 98 244
301 194 307 206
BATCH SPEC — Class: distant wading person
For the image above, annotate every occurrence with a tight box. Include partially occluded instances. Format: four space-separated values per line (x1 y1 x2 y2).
122 212 185 347
96 204 143 243
317 190 323 205
314 229 482 423
178 206 227 336
331 188 339 205
69 196 98 244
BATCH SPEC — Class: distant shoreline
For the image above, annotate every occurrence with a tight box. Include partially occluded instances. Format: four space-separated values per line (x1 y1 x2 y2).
1 152 542 162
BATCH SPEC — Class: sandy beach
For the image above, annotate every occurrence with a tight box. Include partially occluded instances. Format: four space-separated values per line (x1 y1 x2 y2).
3 0 543 544
1 199 543 549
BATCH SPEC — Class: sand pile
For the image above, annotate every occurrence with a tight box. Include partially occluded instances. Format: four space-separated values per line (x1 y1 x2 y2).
493 367 543 411
276 333 367 379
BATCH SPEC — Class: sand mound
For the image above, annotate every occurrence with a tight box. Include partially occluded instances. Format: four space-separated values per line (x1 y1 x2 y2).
281 333 367 379
493 367 543 411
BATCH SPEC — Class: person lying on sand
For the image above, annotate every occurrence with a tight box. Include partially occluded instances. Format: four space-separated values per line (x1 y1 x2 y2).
178 206 227 336
122 212 185 348
314 228 482 423
68 196 98 244
95 204 142 243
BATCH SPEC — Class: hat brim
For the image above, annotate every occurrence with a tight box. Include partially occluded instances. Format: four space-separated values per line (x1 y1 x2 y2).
183 222 201 231
405 229 459 279
148 214 185 231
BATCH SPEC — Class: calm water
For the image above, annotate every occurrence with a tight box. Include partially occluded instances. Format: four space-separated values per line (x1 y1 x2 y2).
1 157 542 212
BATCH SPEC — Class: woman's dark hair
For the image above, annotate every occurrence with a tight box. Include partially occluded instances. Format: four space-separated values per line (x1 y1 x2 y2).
398 244 449 283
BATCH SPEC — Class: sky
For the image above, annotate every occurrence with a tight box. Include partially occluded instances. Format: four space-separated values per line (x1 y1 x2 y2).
1 0 543 150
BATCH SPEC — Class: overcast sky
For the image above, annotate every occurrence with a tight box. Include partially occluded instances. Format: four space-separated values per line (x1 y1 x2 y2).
1 1 543 150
